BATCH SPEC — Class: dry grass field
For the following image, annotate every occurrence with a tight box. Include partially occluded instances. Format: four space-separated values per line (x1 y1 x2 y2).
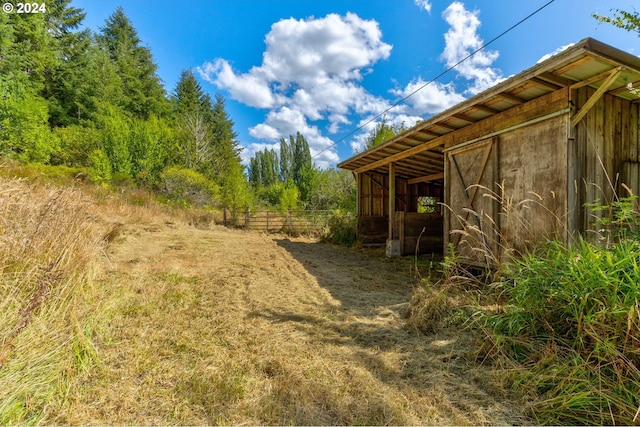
0 173 529 425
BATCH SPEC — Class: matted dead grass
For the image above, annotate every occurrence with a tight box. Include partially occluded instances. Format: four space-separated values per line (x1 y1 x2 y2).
53 206 530 425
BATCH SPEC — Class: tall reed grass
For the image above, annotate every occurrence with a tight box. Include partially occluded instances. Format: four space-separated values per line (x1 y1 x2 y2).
0 177 102 424
427 183 640 424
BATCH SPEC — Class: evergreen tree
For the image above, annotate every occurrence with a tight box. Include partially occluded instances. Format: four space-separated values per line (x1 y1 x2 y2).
42 0 99 126
279 136 292 182
96 6 168 118
210 94 242 179
172 70 214 173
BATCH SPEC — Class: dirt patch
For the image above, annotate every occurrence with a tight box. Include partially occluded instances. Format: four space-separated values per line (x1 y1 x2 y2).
61 218 528 425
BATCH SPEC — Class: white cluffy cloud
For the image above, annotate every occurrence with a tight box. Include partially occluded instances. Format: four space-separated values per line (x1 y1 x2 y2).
198 12 392 168
200 3 506 165
440 2 504 95
537 43 574 63
414 0 432 13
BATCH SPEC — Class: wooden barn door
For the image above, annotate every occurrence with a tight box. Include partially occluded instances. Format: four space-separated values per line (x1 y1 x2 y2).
445 137 500 266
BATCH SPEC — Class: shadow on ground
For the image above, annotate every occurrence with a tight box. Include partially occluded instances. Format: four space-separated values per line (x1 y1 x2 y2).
247 238 527 425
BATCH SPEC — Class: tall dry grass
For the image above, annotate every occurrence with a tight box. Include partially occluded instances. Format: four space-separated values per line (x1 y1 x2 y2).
0 176 103 424
407 181 640 425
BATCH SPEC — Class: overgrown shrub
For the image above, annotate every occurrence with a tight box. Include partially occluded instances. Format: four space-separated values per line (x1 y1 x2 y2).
481 237 640 425
323 210 356 245
160 166 219 207
88 149 112 184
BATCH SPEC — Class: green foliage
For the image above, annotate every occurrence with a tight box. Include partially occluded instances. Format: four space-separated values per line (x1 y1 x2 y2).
96 7 168 118
308 168 356 211
365 116 405 150
481 237 640 425
221 162 252 212
129 115 171 186
160 166 219 207
1 91 56 162
324 210 356 245
96 104 132 178
88 149 112 184
593 8 640 34
51 125 101 166
278 185 299 211
586 195 640 242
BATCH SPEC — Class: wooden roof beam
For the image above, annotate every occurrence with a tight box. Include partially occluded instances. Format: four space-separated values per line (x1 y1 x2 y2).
407 172 445 185
608 78 640 96
571 67 624 127
435 122 457 132
531 77 564 91
538 72 572 87
354 139 445 174
451 113 476 123
494 93 524 105
570 66 626 90
473 103 501 114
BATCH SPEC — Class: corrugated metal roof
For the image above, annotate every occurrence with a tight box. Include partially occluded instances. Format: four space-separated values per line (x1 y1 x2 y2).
338 38 640 180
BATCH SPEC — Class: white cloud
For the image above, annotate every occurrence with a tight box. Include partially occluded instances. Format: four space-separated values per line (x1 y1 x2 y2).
201 4 508 165
198 59 278 109
414 0 432 13
199 12 392 166
537 43 574 64
391 78 466 116
440 2 504 94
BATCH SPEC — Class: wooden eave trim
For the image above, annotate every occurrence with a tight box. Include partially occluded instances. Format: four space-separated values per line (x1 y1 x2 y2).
339 38 637 172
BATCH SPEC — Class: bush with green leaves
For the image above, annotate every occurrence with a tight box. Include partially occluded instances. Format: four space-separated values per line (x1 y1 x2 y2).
324 210 356 246
481 237 640 425
160 166 219 207
88 149 112 184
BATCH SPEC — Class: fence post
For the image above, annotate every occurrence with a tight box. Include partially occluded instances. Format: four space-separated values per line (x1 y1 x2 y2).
287 209 292 234
266 210 269 232
246 206 251 228
223 207 227 226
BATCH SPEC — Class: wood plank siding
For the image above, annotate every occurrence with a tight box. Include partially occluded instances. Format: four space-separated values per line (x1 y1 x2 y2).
340 38 640 262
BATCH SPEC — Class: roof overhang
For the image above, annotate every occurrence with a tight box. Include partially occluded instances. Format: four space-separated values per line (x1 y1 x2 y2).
338 38 640 180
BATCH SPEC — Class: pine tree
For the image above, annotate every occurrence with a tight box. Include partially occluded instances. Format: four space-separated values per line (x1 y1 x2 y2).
172 70 214 172
210 94 241 178
96 6 168 118
42 0 98 126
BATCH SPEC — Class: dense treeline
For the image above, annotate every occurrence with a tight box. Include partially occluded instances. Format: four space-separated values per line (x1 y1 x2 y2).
0 1 242 198
0 1 355 212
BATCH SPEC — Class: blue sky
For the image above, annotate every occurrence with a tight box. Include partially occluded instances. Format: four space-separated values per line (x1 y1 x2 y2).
73 0 639 168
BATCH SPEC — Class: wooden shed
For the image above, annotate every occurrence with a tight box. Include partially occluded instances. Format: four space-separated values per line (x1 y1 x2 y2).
338 38 640 264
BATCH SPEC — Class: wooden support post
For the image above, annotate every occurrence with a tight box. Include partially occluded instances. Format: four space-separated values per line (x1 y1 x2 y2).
223 207 227 226
246 207 251 228
389 162 396 238
355 172 360 216
387 162 400 257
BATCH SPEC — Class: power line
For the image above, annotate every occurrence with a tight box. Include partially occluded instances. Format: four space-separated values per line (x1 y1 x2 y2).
312 0 557 161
